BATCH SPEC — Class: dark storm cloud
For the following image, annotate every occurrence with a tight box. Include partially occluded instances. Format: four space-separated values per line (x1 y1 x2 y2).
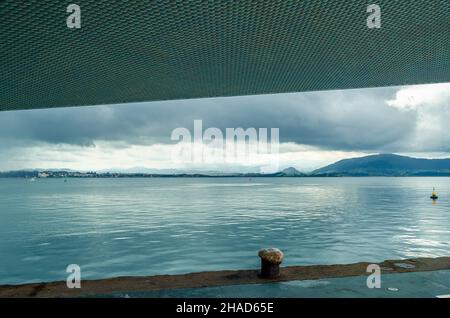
0 87 419 151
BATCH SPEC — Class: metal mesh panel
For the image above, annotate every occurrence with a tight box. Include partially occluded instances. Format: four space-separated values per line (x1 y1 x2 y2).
1 0 449 111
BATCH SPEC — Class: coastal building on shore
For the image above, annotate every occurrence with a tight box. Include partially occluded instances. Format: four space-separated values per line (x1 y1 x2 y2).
37 172 49 178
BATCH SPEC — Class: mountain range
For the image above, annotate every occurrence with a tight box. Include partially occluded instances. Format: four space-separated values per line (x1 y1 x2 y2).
1 154 450 177
311 153 450 176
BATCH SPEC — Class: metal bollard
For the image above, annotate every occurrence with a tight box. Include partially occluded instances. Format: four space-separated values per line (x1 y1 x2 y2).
258 248 284 278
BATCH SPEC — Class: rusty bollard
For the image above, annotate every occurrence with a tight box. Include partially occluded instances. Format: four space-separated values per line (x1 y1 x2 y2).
258 248 284 278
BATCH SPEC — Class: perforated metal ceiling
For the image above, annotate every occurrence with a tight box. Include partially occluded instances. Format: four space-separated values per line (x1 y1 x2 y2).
1 0 449 111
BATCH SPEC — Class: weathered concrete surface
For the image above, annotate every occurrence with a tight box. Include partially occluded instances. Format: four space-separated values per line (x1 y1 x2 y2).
1 257 449 298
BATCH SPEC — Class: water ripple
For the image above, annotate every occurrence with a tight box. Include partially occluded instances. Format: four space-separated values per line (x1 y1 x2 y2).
0 177 449 284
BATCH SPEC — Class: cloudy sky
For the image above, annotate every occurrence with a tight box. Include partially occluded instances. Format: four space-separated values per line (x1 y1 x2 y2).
1 82 450 173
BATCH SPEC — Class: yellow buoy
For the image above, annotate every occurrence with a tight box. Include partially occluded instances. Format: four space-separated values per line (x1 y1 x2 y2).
430 188 438 200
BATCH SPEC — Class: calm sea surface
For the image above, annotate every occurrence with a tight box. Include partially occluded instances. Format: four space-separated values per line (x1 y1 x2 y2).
0 177 449 285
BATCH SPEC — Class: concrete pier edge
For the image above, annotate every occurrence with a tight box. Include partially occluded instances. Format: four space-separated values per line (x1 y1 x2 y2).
1 256 449 298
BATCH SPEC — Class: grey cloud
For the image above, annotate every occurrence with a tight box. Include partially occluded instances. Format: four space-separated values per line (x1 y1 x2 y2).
0 87 426 152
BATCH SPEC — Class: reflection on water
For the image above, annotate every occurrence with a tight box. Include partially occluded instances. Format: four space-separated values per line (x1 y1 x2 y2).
0 177 449 285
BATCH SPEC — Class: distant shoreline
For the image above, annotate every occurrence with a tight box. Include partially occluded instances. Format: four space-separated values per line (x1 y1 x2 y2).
2 154 450 178
1 172 450 178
